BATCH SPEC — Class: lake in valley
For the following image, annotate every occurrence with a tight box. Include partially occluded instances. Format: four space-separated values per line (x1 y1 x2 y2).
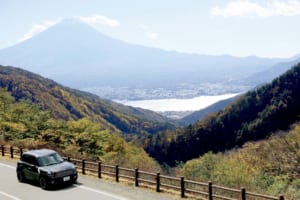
115 93 240 112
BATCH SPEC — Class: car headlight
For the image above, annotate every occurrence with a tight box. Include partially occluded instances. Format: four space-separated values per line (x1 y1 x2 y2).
46 171 54 177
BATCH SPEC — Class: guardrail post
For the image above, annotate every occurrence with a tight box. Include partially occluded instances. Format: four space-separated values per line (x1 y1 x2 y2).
180 177 185 198
115 165 119 182
1 145 4 156
82 160 86 175
20 148 23 157
279 195 284 200
241 188 246 200
156 173 160 192
135 168 139 187
10 146 13 158
208 181 213 200
98 162 102 179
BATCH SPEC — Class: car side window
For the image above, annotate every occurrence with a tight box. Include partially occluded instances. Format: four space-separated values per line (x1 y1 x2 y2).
22 155 39 166
21 154 30 163
29 156 39 166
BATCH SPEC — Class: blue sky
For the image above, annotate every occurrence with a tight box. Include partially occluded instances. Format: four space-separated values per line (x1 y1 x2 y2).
1 0 300 58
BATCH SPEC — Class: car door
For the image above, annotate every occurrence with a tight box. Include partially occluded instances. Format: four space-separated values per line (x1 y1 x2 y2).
21 154 32 180
22 155 39 181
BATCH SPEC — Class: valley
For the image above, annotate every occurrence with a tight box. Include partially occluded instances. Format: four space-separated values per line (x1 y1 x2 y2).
1 3 300 198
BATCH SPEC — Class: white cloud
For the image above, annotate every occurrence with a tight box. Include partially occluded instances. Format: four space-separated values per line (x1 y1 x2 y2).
146 32 159 40
211 0 300 18
138 24 148 30
77 15 120 27
138 24 159 40
17 15 119 44
19 19 62 42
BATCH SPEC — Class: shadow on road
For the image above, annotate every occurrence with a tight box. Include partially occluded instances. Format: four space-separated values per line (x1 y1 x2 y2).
21 180 82 191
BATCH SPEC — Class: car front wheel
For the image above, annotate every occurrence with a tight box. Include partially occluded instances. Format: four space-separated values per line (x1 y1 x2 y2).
39 177 49 189
73 175 78 184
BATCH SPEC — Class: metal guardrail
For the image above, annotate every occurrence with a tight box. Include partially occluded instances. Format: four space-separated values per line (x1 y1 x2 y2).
0 145 285 200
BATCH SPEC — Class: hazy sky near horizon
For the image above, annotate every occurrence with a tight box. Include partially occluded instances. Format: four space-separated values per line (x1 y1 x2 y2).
1 0 300 58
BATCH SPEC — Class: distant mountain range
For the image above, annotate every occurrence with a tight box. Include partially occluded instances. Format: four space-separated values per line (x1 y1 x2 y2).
243 56 300 85
0 19 298 99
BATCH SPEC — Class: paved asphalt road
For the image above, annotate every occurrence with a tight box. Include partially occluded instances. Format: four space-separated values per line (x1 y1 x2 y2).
0 159 178 200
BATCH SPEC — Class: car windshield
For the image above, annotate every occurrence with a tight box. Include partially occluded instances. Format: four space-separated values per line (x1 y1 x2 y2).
38 153 64 166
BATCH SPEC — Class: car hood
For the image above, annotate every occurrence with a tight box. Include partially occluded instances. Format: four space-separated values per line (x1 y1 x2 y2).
40 161 75 172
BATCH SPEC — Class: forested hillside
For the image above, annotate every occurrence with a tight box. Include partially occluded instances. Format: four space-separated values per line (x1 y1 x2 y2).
145 62 300 166
0 88 160 170
0 65 175 139
180 96 237 125
179 124 300 199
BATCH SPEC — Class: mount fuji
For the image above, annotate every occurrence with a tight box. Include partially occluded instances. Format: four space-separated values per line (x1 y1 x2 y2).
0 19 296 99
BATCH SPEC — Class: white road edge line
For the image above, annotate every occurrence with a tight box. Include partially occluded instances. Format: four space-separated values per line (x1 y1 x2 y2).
0 162 128 200
0 163 22 200
0 191 22 200
74 185 129 200
0 162 16 170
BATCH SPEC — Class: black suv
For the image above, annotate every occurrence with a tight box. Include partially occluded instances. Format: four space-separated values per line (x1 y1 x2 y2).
16 149 77 189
